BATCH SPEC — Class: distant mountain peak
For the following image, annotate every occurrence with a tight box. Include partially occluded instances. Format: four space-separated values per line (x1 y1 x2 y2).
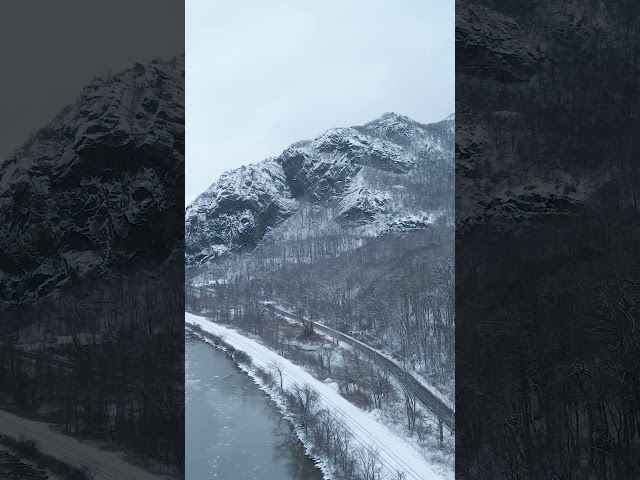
368 111 419 126
379 111 408 120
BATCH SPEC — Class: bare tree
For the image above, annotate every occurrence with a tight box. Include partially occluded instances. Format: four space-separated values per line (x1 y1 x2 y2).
269 361 285 392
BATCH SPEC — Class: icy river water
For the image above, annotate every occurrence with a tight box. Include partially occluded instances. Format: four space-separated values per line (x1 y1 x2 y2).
185 331 324 480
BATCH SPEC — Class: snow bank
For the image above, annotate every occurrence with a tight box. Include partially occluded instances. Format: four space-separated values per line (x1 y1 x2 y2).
186 312 452 480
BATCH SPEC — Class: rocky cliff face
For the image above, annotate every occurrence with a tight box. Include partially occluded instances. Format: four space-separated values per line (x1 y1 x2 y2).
185 112 454 266
456 2 544 83
0 56 185 306
455 1 615 230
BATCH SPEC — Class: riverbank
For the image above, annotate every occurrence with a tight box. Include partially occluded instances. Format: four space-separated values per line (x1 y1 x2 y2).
0 438 63 480
185 322 332 479
186 331 324 479
186 312 451 480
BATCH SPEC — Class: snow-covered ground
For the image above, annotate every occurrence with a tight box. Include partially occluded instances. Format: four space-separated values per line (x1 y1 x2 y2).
259 299 455 411
186 312 453 480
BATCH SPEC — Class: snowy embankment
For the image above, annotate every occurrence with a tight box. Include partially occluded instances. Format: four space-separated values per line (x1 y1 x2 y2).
259 299 455 412
185 312 452 480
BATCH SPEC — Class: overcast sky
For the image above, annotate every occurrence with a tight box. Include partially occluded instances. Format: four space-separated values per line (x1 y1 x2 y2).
0 0 183 161
186 0 454 205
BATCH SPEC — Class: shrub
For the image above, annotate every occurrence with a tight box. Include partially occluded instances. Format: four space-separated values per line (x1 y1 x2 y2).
234 350 252 366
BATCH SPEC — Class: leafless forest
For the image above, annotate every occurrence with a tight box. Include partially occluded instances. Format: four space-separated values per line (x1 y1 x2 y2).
0 270 185 474
457 1 640 478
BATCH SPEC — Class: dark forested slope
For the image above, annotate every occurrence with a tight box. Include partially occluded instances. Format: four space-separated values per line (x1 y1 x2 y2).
457 1 640 478
0 57 185 475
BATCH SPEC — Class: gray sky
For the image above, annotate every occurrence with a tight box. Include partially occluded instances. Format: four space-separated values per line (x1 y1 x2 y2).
186 0 454 205
0 0 184 161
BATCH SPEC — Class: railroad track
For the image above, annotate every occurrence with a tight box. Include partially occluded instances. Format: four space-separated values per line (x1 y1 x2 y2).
190 285 455 430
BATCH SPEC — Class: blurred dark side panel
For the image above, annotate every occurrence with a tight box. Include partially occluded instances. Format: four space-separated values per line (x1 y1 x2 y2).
456 0 640 478
0 2 185 478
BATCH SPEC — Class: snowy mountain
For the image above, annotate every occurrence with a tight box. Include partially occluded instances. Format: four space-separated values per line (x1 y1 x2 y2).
0 56 185 306
185 113 453 266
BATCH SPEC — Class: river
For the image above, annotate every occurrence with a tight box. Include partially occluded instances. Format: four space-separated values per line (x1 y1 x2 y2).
185 330 324 480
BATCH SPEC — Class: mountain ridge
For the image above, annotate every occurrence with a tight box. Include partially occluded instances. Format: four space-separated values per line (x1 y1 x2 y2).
0 55 185 306
185 112 454 267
